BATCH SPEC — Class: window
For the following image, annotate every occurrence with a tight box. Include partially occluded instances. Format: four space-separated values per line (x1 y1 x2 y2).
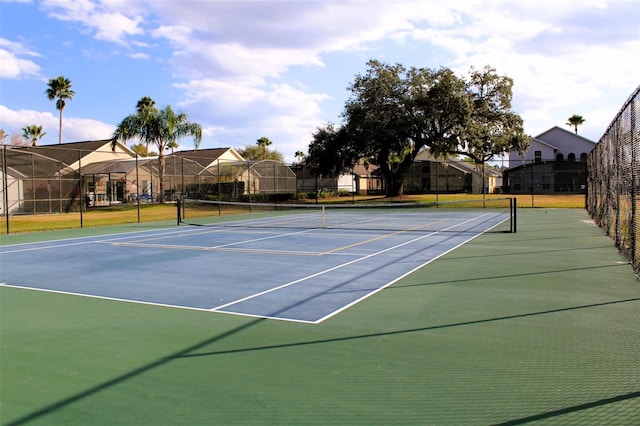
512 176 521 190
534 151 542 164
568 153 576 162
556 153 564 161
580 153 588 162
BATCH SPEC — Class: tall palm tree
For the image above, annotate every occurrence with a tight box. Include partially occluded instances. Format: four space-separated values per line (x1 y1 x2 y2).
294 150 305 164
46 76 75 144
256 136 272 160
112 97 202 203
566 114 585 134
21 124 46 146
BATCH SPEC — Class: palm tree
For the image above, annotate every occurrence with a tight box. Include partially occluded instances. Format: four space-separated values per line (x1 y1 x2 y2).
566 114 585 134
46 76 75 144
21 125 46 146
112 97 202 203
163 105 201 153
167 140 179 153
512 133 531 164
256 136 272 160
294 150 305 164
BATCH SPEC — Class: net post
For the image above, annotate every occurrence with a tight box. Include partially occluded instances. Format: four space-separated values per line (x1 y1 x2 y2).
512 197 517 233
321 206 326 228
177 198 182 225
509 197 512 232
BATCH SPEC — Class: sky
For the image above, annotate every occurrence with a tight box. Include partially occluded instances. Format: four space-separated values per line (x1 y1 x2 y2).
1 0 639 163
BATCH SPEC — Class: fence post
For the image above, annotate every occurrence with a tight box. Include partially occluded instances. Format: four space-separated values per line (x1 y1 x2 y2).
2 146 9 234
135 154 141 223
78 151 83 228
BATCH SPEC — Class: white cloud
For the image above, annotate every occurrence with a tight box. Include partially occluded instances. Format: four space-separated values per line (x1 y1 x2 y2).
0 105 56 129
92 12 144 43
402 1 640 140
8 0 639 156
175 79 330 158
0 38 41 57
126 52 149 60
0 38 41 78
150 25 192 45
145 0 638 152
63 116 115 141
0 104 114 144
42 0 144 45
0 49 41 78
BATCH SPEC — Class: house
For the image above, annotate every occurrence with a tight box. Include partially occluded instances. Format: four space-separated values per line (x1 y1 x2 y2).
168 147 245 166
352 162 383 195
405 151 500 194
166 149 297 199
1 142 301 215
293 152 499 197
165 148 245 199
293 161 383 196
504 126 596 193
1 139 139 213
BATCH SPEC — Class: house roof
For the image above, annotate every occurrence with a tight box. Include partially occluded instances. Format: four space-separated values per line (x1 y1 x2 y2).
80 157 157 175
12 139 130 166
446 160 500 176
536 126 597 145
530 137 558 151
352 162 379 176
168 148 244 166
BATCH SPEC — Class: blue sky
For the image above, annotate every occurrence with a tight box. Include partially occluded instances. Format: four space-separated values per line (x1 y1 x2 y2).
1 0 638 162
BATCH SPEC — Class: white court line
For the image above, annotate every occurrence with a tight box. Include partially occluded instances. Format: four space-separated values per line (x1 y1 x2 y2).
110 242 325 256
0 226 209 254
0 239 102 254
212 213 496 313
0 283 318 324
110 226 320 252
0 219 293 254
2 212 508 324
315 214 508 323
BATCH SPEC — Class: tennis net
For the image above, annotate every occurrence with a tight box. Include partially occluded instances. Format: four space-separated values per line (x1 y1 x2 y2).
177 198 517 234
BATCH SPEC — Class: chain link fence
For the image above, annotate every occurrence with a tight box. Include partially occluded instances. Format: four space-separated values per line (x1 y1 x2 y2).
0 147 305 233
586 85 640 274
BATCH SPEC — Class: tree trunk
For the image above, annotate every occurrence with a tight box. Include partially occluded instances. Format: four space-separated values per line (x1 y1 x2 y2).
386 174 404 197
381 168 404 197
58 109 63 144
384 155 414 197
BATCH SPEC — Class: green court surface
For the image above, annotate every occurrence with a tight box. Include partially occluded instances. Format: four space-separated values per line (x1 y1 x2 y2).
1 209 639 425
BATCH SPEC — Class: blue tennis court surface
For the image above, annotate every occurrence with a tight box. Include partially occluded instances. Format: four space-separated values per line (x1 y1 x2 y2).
0 210 510 323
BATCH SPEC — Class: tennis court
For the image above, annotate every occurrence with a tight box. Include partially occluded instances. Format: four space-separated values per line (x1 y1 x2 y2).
1 208 639 425
0 202 512 323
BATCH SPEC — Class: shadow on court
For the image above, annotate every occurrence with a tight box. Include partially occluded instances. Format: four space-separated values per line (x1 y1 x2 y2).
6 295 638 426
